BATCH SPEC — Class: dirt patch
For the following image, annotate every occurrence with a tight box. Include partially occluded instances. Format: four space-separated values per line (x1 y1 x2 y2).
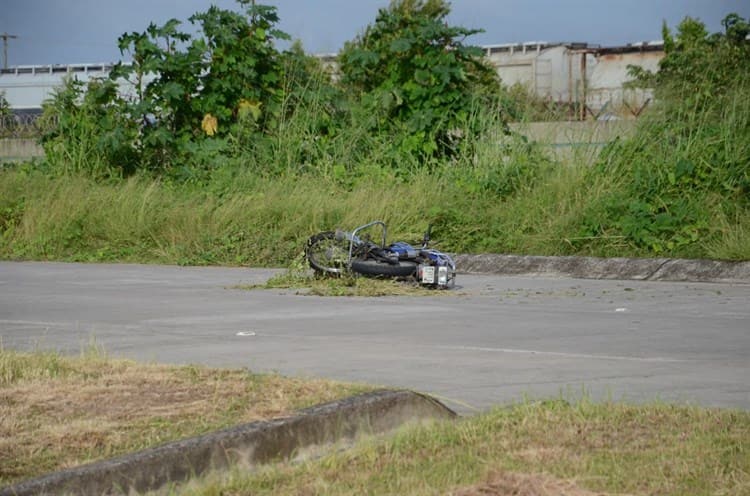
450 471 611 496
0 353 367 485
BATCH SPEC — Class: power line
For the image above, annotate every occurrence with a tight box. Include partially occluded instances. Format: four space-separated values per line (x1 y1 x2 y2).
1 33 18 69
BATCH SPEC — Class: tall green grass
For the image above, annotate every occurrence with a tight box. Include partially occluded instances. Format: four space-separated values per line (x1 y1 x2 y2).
0 170 448 265
576 78 750 259
2 156 747 265
1 76 748 264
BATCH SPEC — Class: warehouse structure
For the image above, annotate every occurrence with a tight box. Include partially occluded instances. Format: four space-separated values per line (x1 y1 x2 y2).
0 41 663 119
1 63 122 115
483 41 663 118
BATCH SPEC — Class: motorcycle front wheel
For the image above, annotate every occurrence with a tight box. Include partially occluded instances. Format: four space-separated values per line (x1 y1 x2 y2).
305 231 350 275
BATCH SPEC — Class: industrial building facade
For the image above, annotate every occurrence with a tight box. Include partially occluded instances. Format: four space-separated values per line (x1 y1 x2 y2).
0 64 119 114
0 41 663 119
483 41 663 119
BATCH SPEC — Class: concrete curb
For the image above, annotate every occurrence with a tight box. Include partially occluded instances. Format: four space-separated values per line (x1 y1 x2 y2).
454 254 750 284
1 390 455 496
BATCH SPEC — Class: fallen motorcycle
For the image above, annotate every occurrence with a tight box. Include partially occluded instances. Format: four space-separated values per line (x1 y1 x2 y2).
304 221 456 288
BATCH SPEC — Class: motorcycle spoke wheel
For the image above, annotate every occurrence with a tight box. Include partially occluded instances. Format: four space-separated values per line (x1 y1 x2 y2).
305 231 350 275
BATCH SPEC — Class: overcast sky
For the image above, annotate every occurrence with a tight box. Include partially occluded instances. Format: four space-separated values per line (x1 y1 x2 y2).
3 0 748 66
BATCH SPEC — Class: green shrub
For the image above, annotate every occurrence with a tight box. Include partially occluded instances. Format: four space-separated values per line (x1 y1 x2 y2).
338 0 500 160
576 14 750 256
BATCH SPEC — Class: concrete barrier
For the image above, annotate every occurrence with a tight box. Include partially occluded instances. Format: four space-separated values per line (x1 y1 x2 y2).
455 253 750 284
3 122 632 163
1 390 455 496
508 120 636 161
508 120 636 145
0 139 44 162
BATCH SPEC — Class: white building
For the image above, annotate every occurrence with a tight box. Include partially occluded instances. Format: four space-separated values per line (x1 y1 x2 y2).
1 42 664 118
484 41 663 117
0 64 118 112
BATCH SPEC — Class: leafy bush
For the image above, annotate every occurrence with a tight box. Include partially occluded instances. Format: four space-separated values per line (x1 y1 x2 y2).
0 92 10 118
39 1 291 176
630 14 750 103
39 0 504 178
38 78 135 177
338 0 500 159
581 14 750 255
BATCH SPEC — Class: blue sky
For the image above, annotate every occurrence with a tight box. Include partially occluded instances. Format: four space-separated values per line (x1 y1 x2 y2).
3 0 748 66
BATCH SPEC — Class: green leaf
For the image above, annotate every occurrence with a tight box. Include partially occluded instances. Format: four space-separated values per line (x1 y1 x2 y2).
390 38 413 52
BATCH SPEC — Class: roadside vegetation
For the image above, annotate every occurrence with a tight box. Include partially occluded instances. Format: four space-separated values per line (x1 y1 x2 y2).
0 2 748 265
0 346 370 486
179 398 749 496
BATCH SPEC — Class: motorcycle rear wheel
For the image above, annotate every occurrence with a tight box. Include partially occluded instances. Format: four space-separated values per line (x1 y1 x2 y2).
305 231 350 275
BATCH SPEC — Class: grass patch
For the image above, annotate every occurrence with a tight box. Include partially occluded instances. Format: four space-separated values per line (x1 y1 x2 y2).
3 350 747 494
0 347 371 486
2 147 747 266
257 271 438 297
235 257 448 297
179 398 750 496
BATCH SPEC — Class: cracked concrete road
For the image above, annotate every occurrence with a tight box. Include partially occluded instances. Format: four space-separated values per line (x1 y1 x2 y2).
1 261 748 414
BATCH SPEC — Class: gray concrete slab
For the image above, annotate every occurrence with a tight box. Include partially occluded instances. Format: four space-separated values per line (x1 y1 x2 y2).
1 261 748 414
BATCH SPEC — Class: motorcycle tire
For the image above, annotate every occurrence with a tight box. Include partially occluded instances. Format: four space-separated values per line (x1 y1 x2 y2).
305 231 349 275
350 258 418 277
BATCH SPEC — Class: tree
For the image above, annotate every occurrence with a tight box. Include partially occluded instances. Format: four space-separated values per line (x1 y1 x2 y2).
593 13 750 254
338 0 499 158
107 1 289 171
628 13 750 102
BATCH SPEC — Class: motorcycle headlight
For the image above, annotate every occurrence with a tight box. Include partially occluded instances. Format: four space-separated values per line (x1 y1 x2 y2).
438 266 448 285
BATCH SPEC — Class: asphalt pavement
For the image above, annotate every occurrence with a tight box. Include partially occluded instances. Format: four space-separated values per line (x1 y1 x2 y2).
1 261 748 414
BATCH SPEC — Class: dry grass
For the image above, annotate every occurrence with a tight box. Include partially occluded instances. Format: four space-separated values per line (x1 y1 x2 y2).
258 274 443 297
181 398 750 496
0 348 370 486
241 254 463 297
236 259 455 297
451 471 604 496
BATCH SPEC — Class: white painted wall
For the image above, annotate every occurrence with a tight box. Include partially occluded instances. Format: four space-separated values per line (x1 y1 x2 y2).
1 65 114 109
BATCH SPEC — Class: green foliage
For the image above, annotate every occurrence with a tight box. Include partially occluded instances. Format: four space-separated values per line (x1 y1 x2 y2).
0 91 10 117
7 10 750 263
338 0 500 158
38 78 135 177
111 18 200 170
586 14 750 256
40 1 290 175
38 0 500 177
629 14 750 107
188 2 289 132
0 91 19 138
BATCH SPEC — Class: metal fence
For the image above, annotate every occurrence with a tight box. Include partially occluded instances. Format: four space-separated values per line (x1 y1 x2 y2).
0 113 47 138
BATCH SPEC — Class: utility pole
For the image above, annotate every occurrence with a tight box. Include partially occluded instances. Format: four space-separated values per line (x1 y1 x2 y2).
1 33 18 69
